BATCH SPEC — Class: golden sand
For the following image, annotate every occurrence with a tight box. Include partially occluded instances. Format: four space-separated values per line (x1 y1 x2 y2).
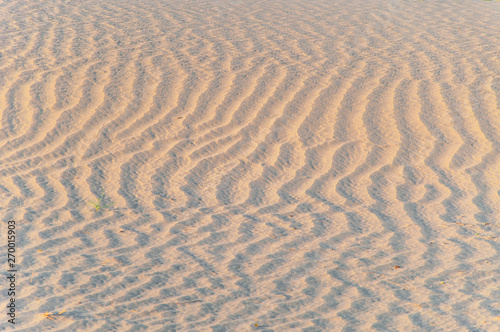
1 0 499 330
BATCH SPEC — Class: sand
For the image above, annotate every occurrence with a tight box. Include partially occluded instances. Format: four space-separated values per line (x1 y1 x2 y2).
0 0 499 330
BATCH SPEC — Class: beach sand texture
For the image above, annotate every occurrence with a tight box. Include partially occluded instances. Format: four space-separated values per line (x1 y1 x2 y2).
1 0 500 330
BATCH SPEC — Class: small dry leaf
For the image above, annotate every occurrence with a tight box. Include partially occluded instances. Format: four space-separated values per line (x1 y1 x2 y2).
44 312 55 320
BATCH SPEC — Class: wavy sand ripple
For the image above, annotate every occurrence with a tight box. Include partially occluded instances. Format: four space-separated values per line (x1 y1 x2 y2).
1 0 499 331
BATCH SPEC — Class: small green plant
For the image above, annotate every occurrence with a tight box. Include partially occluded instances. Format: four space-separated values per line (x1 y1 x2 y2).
88 190 114 211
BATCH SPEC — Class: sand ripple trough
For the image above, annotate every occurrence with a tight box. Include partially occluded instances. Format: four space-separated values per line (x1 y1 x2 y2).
0 0 499 330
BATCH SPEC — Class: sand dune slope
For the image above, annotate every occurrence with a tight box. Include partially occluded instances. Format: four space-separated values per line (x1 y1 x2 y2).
1 0 499 330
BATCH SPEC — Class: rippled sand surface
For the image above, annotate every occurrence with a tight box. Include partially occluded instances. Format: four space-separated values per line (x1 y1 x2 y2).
1 0 499 330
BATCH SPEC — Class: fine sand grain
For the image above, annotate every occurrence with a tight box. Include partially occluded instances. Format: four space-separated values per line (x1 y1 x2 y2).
1 0 499 331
